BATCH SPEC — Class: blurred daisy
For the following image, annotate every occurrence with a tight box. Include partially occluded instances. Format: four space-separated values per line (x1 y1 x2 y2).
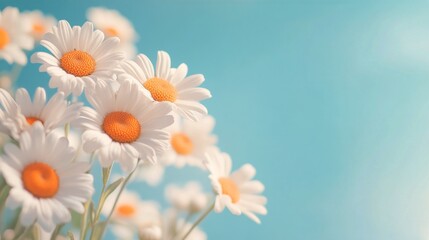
163 115 217 168
87 7 137 59
119 51 211 121
0 87 81 140
22 10 57 41
161 210 207 240
205 150 268 224
135 161 165 186
31 20 124 96
0 7 34 65
0 74 12 92
0 123 94 232
103 190 161 240
78 78 173 172
165 181 209 213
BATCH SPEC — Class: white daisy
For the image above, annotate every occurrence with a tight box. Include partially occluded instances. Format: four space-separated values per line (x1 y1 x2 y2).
165 181 209 213
163 114 217 168
0 122 94 232
118 51 211 121
204 150 268 224
0 7 34 65
0 87 81 140
87 7 137 59
31 20 124 96
77 77 174 172
102 190 161 240
22 10 57 41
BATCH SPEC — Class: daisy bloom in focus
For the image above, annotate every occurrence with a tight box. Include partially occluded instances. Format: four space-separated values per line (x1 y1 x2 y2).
165 181 208 213
31 20 124 96
0 87 81 140
22 10 56 41
119 51 211 121
102 189 161 240
78 78 173 172
0 123 94 232
163 115 217 168
0 7 34 65
87 7 137 58
205 150 268 224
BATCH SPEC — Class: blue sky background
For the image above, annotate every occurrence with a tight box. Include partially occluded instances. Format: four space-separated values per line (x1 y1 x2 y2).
3 0 429 239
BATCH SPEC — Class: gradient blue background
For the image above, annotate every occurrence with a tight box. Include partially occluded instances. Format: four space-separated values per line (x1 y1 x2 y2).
3 0 429 239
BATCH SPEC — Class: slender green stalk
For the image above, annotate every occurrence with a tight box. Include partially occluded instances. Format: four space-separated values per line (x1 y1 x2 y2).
50 224 64 240
93 166 112 223
64 123 70 138
80 200 92 240
16 223 33 240
181 202 215 240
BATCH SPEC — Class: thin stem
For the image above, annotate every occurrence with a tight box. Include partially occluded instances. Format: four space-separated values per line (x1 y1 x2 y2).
16 223 33 240
80 200 92 240
50 224 64 240
9 63 23 85
64 123 70 139
93 166 112 223
181 202 215 240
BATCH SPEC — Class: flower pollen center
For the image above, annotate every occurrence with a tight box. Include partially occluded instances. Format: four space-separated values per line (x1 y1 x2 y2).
171 133 193 155
104 27 119 37
26 116 43 126
32 23 45 35
60 50 96 77
116 203 136 217
143 78 177 102
103 111 141 143
22 162 59 198
0 28 10 49
219 177 240 203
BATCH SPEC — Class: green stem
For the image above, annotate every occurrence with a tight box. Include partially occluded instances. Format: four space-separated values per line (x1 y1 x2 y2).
93 166 112 223
181 202 214 240
64 123 70 139
9 63 23 85
50 224 64 240
80 201 92 240
16 223 33 240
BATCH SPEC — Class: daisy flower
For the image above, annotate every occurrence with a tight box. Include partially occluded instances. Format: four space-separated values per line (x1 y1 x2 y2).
0 87 81 140
87 7 137 58
165 181 209 213
204 150 268 224
0 123 94 232
22 10 57 41
163 114 217 168
134 161 166 186
118 51 211 121
31 20 124 96
78 77 173 172
0 7 34 65
102 189 161 240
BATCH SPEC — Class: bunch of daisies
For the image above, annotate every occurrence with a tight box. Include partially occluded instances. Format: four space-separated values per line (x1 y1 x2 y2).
0 6 267 240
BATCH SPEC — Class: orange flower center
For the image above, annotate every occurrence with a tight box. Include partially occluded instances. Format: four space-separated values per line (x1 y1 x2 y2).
60 50 96 77
171 133 193 155
103 111 141 143
32 23 45 35
0 28 10 49
219 177 240 203
104 27 119 37
26 116 43 125
143 78 177 102
116 203 136 217
22 162 59 198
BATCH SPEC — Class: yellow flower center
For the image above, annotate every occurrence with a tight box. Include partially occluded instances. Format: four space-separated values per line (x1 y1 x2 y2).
116 203 136 217
60 50 96 77
219 177 240 203
26 116 43 125
103 111 141 143
32 23 45 35
143 78 177 102
0 28 10 49
171 133 193 155
104 27 119 37
22 162 59 198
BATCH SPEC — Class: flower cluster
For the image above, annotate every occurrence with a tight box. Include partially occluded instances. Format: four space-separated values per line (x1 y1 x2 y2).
0 6 267 240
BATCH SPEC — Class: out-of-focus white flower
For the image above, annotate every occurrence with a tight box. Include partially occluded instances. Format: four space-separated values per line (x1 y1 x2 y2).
87 7 137 59
161 210 207 240
0 87 81 140
0 123 94 232
205 149 268 224
77 78 173 172
0 74 12 92
118 51 211 121
135 161 165 186
162 115 217 168
22 10 56 41
165 181 209 213
31 20 124 96
0 7 34 65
